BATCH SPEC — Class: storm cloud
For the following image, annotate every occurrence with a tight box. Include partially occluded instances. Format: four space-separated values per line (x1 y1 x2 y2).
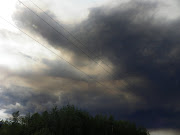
2 0 179 131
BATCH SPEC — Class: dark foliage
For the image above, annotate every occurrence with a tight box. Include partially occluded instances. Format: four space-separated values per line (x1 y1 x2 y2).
0 105 149 135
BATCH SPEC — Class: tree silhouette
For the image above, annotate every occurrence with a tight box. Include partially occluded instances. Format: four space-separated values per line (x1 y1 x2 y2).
0 105 149 135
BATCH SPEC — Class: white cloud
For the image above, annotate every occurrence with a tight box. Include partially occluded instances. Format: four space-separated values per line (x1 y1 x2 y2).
0 109 10 120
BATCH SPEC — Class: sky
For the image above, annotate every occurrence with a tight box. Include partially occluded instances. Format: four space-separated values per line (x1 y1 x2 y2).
0 0 180 134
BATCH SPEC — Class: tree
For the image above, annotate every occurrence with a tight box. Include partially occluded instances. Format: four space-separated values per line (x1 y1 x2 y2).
12 111 20 124
0 105 150 135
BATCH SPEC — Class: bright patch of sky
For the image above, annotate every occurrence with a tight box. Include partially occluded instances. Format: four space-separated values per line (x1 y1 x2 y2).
0 109 10 120
0 0 18 32
150 129 180 135
26 0 111 24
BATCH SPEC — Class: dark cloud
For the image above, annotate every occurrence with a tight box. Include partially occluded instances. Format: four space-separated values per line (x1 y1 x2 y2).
128 109 180 129
0 85 59 114
74 1 180 128
42 59 88 81
10 0 180 130
0 82 138 118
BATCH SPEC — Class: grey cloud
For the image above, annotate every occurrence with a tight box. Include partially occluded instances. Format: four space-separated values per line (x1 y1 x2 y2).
12 6 84 55
12 4 106 67
42 59 88 81
74 0 180 103
0 83 139 119
0 85 59 114
10 0 180 129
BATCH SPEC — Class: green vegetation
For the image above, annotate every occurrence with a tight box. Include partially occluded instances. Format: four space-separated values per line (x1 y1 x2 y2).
0 105 149 135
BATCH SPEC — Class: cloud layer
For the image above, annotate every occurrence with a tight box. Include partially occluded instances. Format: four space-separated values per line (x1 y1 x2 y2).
0 0 180 132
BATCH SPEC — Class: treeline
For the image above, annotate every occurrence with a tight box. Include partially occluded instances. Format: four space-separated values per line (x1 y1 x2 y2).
0 105 149 135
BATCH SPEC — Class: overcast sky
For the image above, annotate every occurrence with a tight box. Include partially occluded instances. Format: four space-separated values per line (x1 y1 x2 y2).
0 0 180 134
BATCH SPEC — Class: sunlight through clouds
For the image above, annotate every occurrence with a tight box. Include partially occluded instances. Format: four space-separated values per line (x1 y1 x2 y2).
0 0 18 31
0 0 17 18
